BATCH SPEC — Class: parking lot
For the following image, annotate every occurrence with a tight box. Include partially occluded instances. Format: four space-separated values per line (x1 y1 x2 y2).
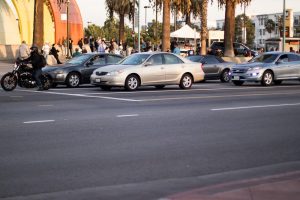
1 80 300 200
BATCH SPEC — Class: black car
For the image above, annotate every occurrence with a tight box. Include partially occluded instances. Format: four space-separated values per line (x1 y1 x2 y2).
43 53 123 87
207 41 258 57
187 55 235 82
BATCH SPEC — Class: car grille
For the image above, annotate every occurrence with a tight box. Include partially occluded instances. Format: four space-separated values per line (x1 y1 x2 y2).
232 68 248 74
96 72 108 76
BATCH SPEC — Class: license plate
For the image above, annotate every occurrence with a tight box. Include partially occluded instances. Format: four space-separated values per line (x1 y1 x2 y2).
232 76 240 80
95 78 101 83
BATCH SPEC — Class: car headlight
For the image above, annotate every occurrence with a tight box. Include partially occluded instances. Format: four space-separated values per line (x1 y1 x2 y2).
248 67 261 71
107 70 124 76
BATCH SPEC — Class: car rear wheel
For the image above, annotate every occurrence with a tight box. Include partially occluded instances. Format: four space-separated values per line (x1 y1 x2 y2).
232 80 244 86
125 74 140 91
155 85 165 89
220 69 230 83
179 74 193 89
66 72 80 87
261 71 273 86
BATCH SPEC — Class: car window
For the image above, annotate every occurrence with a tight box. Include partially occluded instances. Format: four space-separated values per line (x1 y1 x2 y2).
187 56 203 62
120 54 150 65
66 54 91 65
203 56 220 64
92 55 106 65
164 54 183 64
148 54 163 65
288 54 300 62
251 54 278 63
278 54 289 63
107 55 122 64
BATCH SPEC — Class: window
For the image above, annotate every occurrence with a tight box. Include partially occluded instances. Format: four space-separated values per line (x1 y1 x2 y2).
148 54 163 65
92 55 106 65
107 55 122 64
288 54 300 62
203 56 220 64
278 54 289 62
164 54 183 64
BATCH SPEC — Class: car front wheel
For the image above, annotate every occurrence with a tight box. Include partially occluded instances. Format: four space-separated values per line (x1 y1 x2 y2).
261 71 273 86
179 74 193 89
66 72 80 87
220 69 230 83
125 74 140 91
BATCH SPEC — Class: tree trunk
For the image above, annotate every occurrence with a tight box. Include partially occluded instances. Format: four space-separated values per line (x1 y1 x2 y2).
224 0 235 57
33 0 44 48
119 13 125 43
162 0 170 52
200 0 208 55
186 13 191 26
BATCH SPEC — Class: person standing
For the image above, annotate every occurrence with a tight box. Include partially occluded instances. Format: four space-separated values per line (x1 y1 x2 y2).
42 42 51 59
172 43 180 55
98 39 106 53
69 38 73 57
78 38 83 50
72 48 82 57
18 40 30 60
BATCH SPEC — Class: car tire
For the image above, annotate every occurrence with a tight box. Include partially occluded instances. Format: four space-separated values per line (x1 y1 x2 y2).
261 70 273 86
179 73 193 89
274 80 282 85
232 80 244 86
155 85 165 89
100 86 112 91
125 74 140 91
220 69 230 83
66 72 80 88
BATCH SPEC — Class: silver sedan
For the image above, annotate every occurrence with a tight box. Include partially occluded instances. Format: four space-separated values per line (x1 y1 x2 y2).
231 52 300 86
91 52 205 90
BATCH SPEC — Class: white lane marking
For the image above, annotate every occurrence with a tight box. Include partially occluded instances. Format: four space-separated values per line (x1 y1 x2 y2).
117 114 139 118
138 91 300 102
211 102 300 111
84 85 300 95
23 120 55 124
16 90 141 102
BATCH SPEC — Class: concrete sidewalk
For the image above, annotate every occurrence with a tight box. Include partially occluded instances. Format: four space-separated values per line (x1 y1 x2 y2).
165 171 300 200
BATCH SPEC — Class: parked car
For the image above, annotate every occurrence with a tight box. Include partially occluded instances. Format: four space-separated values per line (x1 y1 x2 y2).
90 52 205 91
231 52 300 86
187 55 235 82
43 53 123 87
207 41 258 57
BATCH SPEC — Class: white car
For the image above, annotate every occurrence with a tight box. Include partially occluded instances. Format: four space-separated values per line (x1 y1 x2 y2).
91 52 205 91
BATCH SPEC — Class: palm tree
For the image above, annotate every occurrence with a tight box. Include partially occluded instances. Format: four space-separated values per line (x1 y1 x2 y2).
214 0 252 57
33 0 44 48
105 0 132 43
162 0 171 51
200 0 208 55
265 19 275 38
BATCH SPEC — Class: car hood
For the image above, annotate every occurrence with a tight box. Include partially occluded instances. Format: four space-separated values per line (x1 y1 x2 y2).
234 62 267 69
94 64 135 72
43 64 76 72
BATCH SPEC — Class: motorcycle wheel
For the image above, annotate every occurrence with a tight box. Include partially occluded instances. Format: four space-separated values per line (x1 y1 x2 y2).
1 72 17 91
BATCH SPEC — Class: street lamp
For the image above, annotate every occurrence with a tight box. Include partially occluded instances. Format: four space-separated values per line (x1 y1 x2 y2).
144 5 150 29
283 0 286 52
66 0 70 58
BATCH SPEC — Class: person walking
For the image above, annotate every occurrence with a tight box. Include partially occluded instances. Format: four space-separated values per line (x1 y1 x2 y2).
42 42 51 59
98 39 106 53
18 40 30 60
69 38 73 57
50 44 62 64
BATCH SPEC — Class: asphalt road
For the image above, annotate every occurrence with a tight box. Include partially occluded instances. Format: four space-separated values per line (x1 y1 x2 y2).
1 82 300 200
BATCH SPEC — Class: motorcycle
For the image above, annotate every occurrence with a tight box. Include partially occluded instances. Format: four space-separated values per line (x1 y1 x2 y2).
0 61 51 91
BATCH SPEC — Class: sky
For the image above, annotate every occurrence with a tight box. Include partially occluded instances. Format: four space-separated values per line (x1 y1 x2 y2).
5 0 300 27
76 0 300 28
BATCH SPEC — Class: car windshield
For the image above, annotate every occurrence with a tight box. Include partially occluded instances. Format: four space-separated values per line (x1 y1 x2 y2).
65 54 91 65
119 54 150 65
250 54 278 63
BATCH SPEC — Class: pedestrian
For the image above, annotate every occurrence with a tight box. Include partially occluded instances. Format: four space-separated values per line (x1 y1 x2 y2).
50 44 62 64
42 42 50 60
72 48 82 57
18 40 30 60
78 38 83 50
98 39 106 53
290 47 295 53
62 38 68 56
172 43 180 55
69 38 73 57
89 36 95 52
82 47 88 54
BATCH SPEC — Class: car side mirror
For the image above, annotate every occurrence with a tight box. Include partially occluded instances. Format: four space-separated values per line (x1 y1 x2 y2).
86 61 94 66
144 61 152 66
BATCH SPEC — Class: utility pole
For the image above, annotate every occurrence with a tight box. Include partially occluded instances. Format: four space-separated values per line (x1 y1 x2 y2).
283 0 286 52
